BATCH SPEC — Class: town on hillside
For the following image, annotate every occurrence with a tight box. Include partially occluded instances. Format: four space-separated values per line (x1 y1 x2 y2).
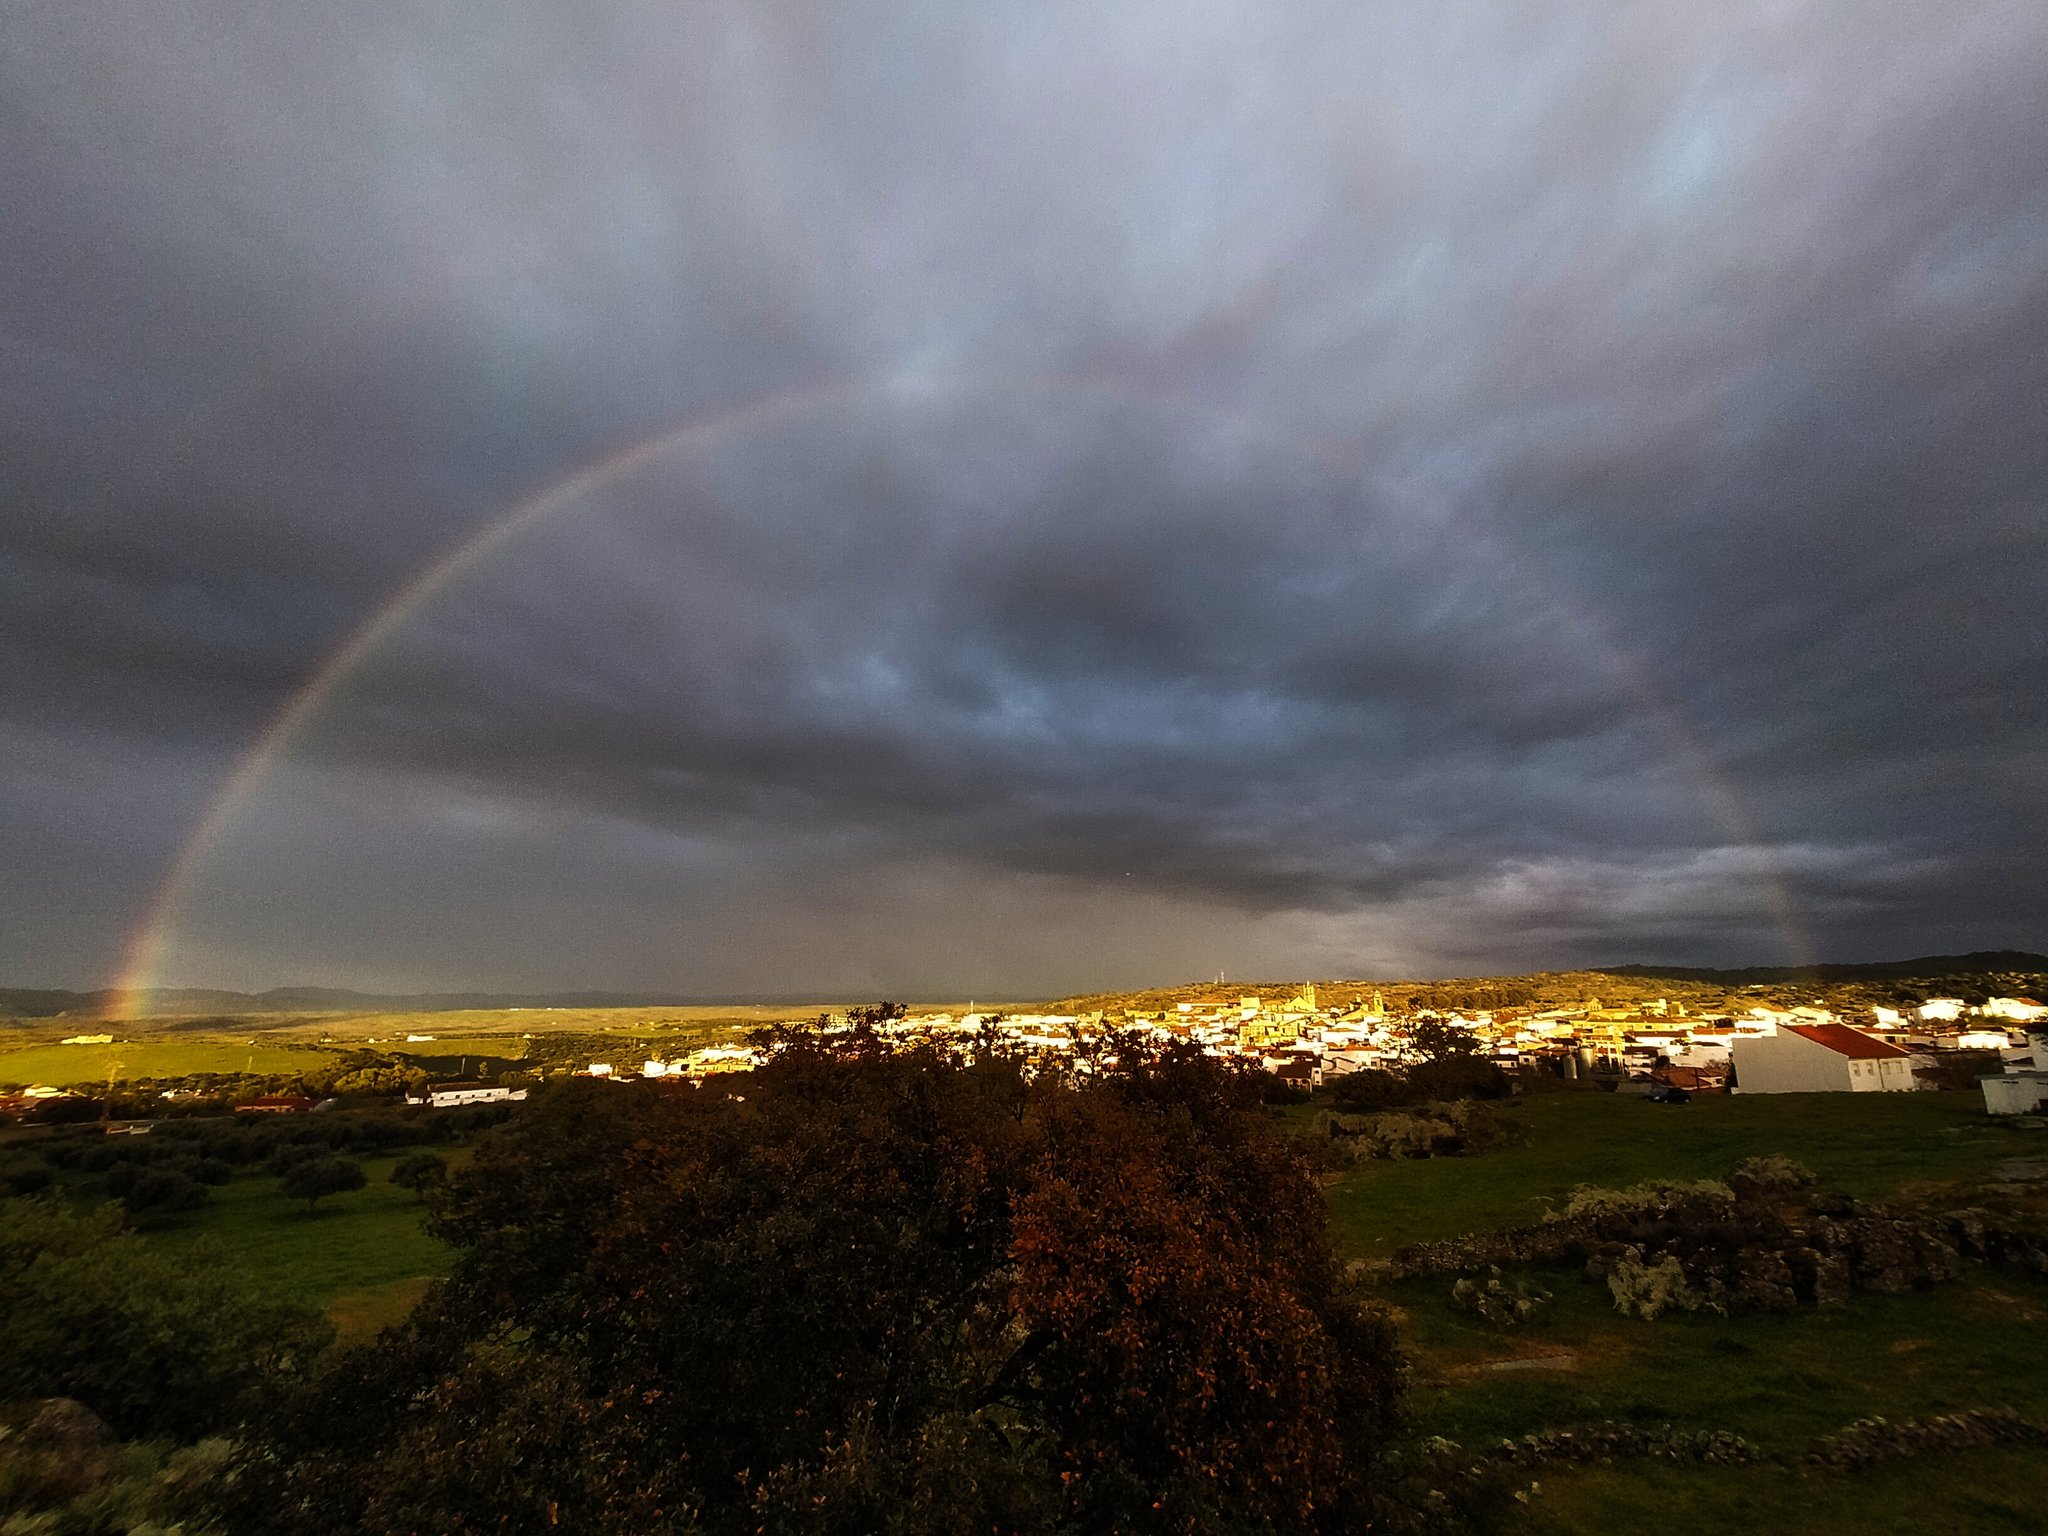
596 985 2048 1114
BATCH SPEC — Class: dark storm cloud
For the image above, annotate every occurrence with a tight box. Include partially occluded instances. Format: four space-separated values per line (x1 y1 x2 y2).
1 0 2044 990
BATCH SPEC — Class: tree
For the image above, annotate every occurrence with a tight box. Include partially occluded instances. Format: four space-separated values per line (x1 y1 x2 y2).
388 1152 447 1202
1402 1017 1510 1103
223 1041 1401 1535
279 1157 365 1213
1408 1016 1481 1062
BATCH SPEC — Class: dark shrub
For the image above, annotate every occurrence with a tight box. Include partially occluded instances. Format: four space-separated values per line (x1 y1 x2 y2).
121 1167 208 1217
0 1200 329 1438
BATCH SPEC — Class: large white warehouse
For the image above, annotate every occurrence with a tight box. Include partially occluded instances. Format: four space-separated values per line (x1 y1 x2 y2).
1731 1023 1920 1094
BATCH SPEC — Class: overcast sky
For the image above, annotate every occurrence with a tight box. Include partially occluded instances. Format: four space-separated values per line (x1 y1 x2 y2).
3 1 2045 997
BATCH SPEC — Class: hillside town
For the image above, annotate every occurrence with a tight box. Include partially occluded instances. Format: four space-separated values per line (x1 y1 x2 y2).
615 986 2048 1112
9 979 2046 1123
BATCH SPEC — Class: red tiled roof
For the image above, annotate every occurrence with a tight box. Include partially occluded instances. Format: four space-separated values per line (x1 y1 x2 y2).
1786 1023 1910 1060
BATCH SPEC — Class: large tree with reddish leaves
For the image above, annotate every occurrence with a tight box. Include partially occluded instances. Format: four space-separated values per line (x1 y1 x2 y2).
223 1032 1400 1536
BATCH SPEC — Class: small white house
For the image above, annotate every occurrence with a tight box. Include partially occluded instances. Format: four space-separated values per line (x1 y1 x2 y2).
1983 1074 2048 1115
1918 999 1966 1022
1731 1023 1920 1094
1982 1032 2048 1115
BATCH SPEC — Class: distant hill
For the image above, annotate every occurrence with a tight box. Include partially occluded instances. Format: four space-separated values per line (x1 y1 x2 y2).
1593 951 2048 985
0 985 1023 1020
7 950 2041 1022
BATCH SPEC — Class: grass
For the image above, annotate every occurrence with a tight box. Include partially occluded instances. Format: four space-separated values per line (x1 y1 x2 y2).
0 1038 338 1088
1324 1089 2034 1259
1510 1452 2046 1536
361 1033 529 1056
1319 1089 2048 1534
1390 1266 2048 1447
140 1153 454 1332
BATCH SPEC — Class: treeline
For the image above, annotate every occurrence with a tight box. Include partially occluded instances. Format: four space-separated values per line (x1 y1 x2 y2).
0 1104 514 1216
1056 970 1729 1016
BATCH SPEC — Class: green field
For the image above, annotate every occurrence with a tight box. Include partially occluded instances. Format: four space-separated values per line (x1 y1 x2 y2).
0 1038 340 1088
365 1034 530 1055
1324 1089 2037 1258
139 1154 456 1339
1323 1091 2048 1533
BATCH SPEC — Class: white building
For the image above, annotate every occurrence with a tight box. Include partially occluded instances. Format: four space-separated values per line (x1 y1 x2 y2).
1982 997 2048 1023
1731 1023 1920 1094
1918 999 1966 1022
1983 1031 2048 1115
1983 1074 2048 1115
418 1084 527 1107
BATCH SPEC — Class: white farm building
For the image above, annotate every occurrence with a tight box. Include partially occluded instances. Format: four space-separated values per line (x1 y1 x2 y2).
1731 1023 1920 1094
416 1084 528 1108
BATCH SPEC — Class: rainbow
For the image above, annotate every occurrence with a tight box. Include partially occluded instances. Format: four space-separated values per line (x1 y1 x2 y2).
112 371 1813 1016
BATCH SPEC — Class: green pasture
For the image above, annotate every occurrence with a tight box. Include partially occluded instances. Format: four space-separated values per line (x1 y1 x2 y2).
1321 1090 2048 1534
139 1153 455 1337
1324 1089 2033 1259
1389 1265 2048 1446
358 1034 529 1056
0 1038 338 1088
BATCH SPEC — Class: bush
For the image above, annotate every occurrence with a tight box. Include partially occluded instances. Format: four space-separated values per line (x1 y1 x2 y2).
1727 1155 1815 1200
1326 1069 1411 1111
1450 1267 1552 1328
1323 1101 1521 1163
121 1167 208 1217
0 1201 329 1439
0 1397 237 1534
2 1159 54 1196
1607 1249 1717 1319
1552 1178 1734 1222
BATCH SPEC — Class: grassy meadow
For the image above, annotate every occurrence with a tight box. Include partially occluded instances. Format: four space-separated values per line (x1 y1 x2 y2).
1321 1090 2048 1534
110 1153 458 1340
1322 1089 2039 1258
0 1038 339 1088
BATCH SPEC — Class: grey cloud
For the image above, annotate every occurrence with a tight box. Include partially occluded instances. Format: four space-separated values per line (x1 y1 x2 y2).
1 0 2043 990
